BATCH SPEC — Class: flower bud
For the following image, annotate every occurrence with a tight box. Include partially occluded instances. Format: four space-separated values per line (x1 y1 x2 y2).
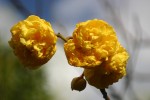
71 77 86 92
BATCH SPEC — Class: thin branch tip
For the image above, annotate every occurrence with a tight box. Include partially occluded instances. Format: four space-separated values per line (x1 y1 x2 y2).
56 33 68 42
100 89 110 100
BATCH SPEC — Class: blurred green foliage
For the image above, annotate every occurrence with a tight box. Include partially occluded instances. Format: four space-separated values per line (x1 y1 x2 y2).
0 40 54 100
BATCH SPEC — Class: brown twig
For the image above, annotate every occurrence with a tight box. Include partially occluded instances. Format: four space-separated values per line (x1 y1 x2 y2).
100 89 110 100
56 33 68 42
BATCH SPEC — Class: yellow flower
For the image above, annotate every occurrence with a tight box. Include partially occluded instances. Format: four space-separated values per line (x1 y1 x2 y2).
9 15 57 69
84 42 129 89
64 19 129 88
64 19 119 68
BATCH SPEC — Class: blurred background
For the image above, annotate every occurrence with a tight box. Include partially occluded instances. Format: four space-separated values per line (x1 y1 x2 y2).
0 0 150 100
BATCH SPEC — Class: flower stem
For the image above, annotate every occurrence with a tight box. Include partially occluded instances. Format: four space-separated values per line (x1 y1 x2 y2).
79 72 84 79
100 89 110 100
56 33 68 42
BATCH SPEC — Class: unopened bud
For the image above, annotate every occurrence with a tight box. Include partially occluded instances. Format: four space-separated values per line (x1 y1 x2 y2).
71 77 86 91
